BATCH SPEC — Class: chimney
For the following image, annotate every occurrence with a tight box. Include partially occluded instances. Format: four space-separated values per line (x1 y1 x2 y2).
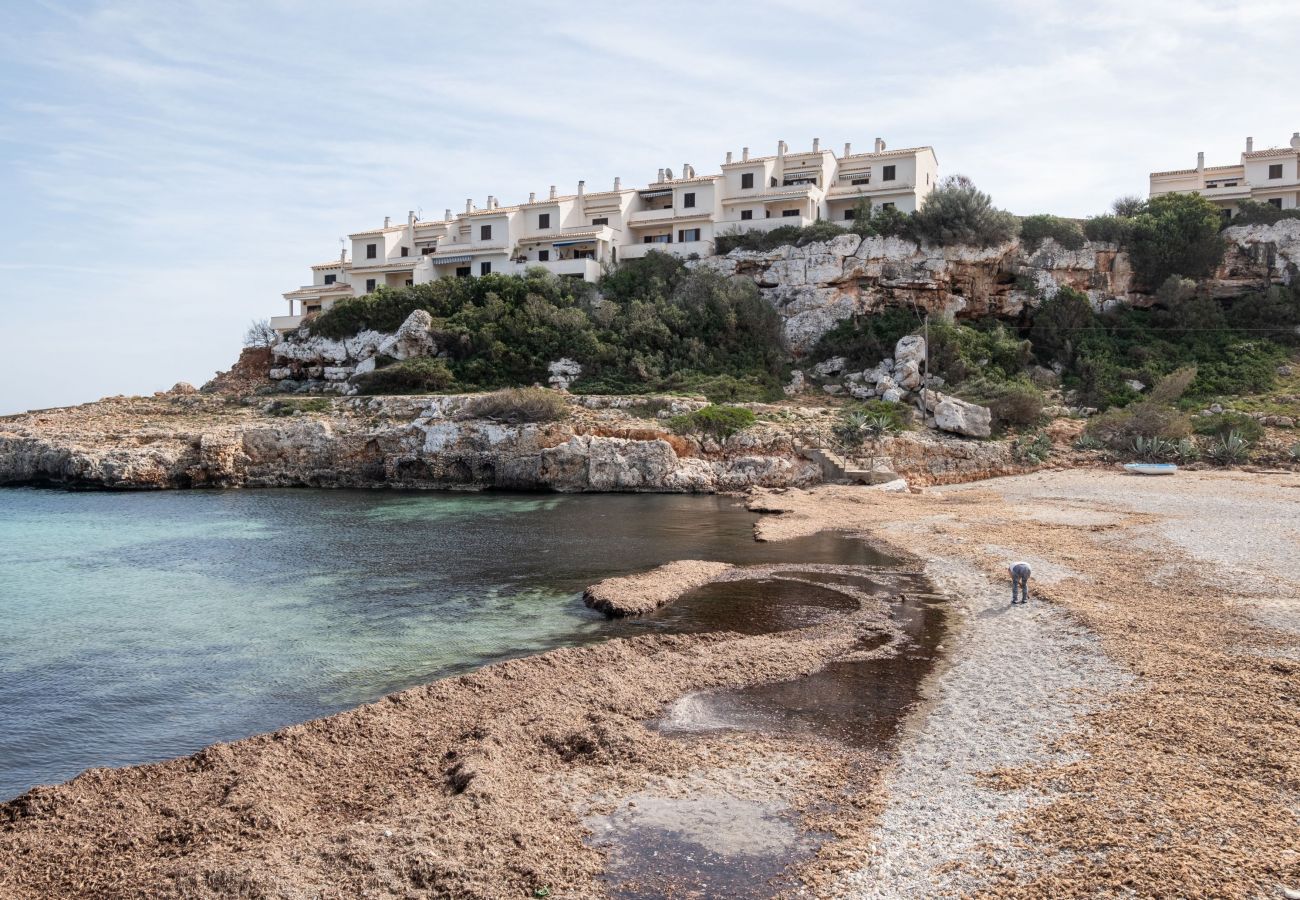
340 247 347 262
486 195 494 209
1291 132 1300 151
577 179 585 195
614 176 621 190
465 199 473 213
874 137 885 153
444 208 452 221
383 215 391 228
529 191 536 203
742 147 749 161
777 139 787 158
549 185 557 200
726 151 733 164
407 210 416 227
812 137 820 152
1197 151 1205 171
657 168 665 183
1246 136 1254 153
844 142 852 156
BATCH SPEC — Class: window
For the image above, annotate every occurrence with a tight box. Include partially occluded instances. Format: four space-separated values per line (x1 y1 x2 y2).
678 228 701 242
851 175 870 185
781 209 800 217
422 247 435 255
1221 209 1234 221
455 266 471 278
366 243 377 259
538 250 550 262
683 192 696 208
844 209 855 220
592 217 609 226
1269 198 1283 209
574 249 595 259
1269 164 1284 179
643 234 672 244
883 202 896 210
480 224 492 240
882 165 896 181
538 213 551 229
400 246 409 257
323 274 336 284
405 279 413 286
741 172 754 189
740 209 753 220
365 278 376 292
480 261 492 275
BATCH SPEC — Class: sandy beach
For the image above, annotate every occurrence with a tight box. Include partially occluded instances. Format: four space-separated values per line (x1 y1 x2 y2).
2 469 1298 898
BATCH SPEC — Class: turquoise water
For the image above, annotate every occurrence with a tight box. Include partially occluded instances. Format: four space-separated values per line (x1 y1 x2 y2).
0 488 884 800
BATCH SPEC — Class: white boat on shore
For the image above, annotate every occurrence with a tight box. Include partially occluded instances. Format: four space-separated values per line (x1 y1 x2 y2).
1124 462 1178 475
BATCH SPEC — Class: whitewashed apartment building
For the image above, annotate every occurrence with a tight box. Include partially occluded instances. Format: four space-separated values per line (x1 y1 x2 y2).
275 138 938 331
1149 131 1300 218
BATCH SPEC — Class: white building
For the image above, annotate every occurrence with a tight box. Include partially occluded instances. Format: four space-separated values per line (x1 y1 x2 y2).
273 138 939 332
1149 132 1300 219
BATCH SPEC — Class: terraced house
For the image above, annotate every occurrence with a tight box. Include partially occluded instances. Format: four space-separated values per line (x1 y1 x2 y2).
274 138 938 332
1149 131 1300 218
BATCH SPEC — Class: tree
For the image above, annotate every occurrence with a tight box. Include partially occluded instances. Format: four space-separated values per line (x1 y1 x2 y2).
244 319 278 348
911 175 1019 248
1111 195 1146 218
1029 287 1096 371
1126 192 1225 288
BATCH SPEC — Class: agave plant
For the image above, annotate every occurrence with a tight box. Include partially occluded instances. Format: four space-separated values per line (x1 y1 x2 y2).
1073 433 1104 451
1205 430 1250 465
1013 431 1053 464
834 410 898 447
1131 435 1176 462
1173 438 1201 464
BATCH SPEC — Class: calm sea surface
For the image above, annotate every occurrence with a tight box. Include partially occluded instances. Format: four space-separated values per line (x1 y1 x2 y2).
0 488 885 800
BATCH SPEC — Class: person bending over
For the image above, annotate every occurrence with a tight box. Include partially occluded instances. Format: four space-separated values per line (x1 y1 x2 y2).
1009 561 1032 605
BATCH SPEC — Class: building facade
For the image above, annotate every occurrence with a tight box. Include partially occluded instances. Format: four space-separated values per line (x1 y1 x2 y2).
1149 132 1300 219
273 138 938 331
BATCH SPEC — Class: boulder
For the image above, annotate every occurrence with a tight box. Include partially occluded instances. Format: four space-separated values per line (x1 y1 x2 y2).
931 394 992 438
169 382 197 395
894 334 926 369
811 356 847 378
783 370 807 396
376 310 436 361
547 358 583 391
895 359 923 391
881 387 904 404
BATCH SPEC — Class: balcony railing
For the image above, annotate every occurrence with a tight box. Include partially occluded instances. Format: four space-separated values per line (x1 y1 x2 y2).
619 239 714 260
270 315 304 332
627 207 678 224
714 216 815 234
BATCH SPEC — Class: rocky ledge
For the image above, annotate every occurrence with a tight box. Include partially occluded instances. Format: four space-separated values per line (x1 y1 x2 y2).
0 391 1038 493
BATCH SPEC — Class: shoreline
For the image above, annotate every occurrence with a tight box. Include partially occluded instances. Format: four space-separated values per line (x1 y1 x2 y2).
3 470 1297 898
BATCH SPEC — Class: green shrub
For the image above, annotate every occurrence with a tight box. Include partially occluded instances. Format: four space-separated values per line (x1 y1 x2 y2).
1227 199 1300 227
834 400 912 447
849 202 914 239
1029 287 1098 372
1126 192 1225 288
668 405 757 440
1174 438 1201 463
1020 214 1085 252
714 221 849 254
660 372 784 404
1111 195 1147 218
1192 411 1263 445
957 377 1045 429
456 387 568 423
808 308 919 370
1082 215 1134 245
266 397 332 416
927 319 1032 385
911 175 1019 248
1085 402 1192 452
1012 431 1053 464
355 357 455 395
1204 431 1250 465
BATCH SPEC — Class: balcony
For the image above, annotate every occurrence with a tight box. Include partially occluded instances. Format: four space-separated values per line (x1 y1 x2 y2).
270 315 304 333
627 207 678 224
619 240 714 260
829 180 914 198
714 216 814 234
1199 183 1252 200
524 257 602 279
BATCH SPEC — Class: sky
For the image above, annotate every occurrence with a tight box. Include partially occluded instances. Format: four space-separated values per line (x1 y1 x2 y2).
2 0 1298 413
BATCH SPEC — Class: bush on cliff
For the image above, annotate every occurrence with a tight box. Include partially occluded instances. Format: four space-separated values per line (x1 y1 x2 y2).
911 175 1019 248
926 318 1032 386
456 387 568 423
807 308 918 370
668 405 757 440
1019 214 1085 252
1228 199 1300 228
1126 192 1225 288
309 256 785 398
714 221 849 254
956 376 1045 429
1082 214 1134 245
355 357 456 395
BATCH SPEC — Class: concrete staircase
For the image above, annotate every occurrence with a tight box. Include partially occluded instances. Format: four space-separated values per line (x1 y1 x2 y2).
801 446 900 485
